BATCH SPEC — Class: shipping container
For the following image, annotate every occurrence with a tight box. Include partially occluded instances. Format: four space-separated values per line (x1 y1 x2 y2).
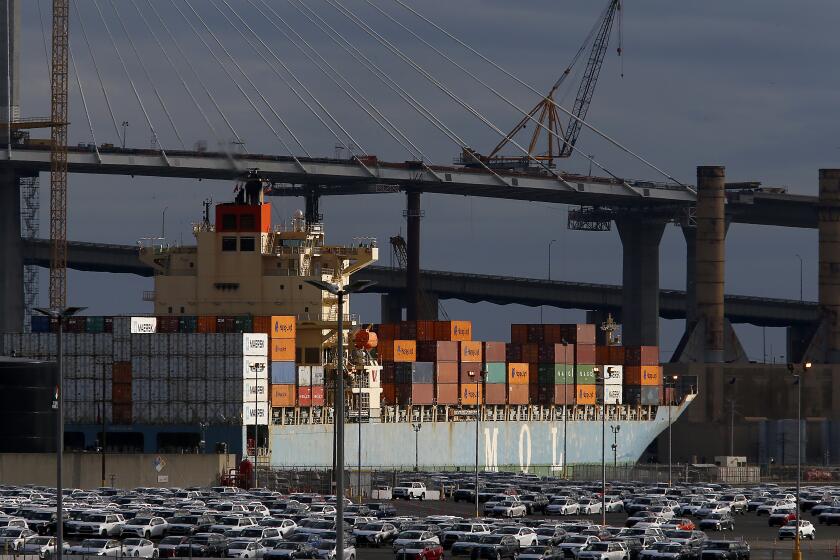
526 324 544 343
416 341 458 362
603 365 623 385
270 315 296 339
609 345 625 364
485 362 506 384
311 385 325 406
311 366 325 385
538 363 573 385
508 384 529 405
538 342 575 364
243 356 269 379
197 316 216 333
597 384 623 405
484 383 507 405
575 384 597 405
398 320 435 341
271 362 296 384
397 383 434 405
551 384 575 405
575 364 597 385
507 363 529 385
624 345 659 366
243 378 268 401
374 323 397 341
434 362 459 384
624 365 661 386
411 362 435 384
459 362 482 383
112 361 131 384
569 324 596 345
482 342 506 363
506 343 522 363
377 340 416 362
510 324 528 344
271 384 296 407
178 316 197 333
641 386 661 405
242 333 269 356
575 344 596 365
31 315 50 333
460 383 483 406
459 341 483 363
269 338 295 362
381 382 397 405
112 383 131 404
297 366 312 386
112 403 132 425
436 383 459 405
434 320 472 342
86 316 105 333
298 386 312 407
216 316 236 333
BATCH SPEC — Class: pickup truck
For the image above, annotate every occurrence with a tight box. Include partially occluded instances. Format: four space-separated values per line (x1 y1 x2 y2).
393 482 427 501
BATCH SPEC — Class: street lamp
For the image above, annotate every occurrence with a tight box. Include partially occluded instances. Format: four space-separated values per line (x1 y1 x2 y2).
610 425 620 467
560 339 569 478
412 423 422 472
304 279 375 558
34 305 86 560
728 377 736 456
595 366 606 525
541 239 557 324
664 375 678 487
467 368 486 518
789 360 811 560
121 121 129 148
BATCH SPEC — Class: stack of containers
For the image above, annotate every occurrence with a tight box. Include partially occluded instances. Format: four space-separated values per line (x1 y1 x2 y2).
242 333 269 426
379 340 416 405
536 342 575 405
624 346 662 405
506 362 529 404
417 341 459 405
574 328 597 405
598 364 623 405
459 340 482 405
483 342 506 405
268 316 296 408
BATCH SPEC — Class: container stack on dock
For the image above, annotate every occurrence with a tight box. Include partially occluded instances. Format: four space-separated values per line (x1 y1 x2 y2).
267 316 297 408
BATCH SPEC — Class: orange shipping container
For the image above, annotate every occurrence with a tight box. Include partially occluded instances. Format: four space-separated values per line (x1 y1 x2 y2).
378 340 417 362
271 384 296 407
270 316 296 339
435 320 472 342
507 384 529 405
459 341 483 363
625 365 662 386
575 384 597 405
197 316 217 333
508 363 530 385
460 383 483 406
271 338 296 362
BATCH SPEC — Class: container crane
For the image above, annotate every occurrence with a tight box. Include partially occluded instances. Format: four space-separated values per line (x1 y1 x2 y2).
460 0 622 171
49 0 70 309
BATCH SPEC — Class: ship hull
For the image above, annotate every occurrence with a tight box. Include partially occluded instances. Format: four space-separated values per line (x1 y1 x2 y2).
269 398 693 470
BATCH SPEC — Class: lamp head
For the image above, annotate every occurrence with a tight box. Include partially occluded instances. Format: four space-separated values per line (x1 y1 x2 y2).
805 362 813 370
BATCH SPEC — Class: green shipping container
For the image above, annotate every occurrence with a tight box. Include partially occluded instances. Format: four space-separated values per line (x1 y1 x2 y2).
179 316 198 333
575 364 597 385
85 316 104 333
538 363 573 385
234 316 253 333
485 362 506 384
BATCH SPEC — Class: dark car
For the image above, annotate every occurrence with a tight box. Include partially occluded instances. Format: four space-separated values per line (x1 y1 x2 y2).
365 503 397 518
264 541 318 560
700 541 750 560
450 534 484 558
454 489 476 503
158 536 190 558
174 533 228 558
640 542 693 560
518 545 564 560
472 535 519 560
698 513 735 532
534 527 566 546
615 537 643 560
520 495 550 515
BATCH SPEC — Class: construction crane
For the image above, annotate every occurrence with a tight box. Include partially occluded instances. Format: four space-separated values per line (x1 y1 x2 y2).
49 0 70 310
459 0 622 171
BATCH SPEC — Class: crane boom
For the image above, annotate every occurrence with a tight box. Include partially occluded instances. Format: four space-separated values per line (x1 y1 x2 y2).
559 0 620 157
49 0 69 310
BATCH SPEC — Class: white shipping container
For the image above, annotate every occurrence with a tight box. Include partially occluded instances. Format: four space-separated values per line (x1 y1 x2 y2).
131 317 157 334
242 333 268 356
187 334 206 355
311 366 326 386
297 366 312 386
603 365 623 385
242 356 269 379
242 378 268 402
242 401 269 425
597 384 623 405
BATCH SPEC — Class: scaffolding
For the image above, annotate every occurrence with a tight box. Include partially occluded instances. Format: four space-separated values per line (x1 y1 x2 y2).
20 175 39 331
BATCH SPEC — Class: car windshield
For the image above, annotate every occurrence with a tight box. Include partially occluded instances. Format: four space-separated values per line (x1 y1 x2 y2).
458 535 482 543
706 513 724 520
654 543 682 551
522 547 546 554
84 514 107 522
169 516 195 524
706 543 733 551
566 536 589 544
316 542 337 551
81 540 109 548
28 537 51 545
131 518 152 525
229 541 250 550
480 536 504 544
585 543 610 552
453 524 474 532
399 531 424 539
190 536 211 544
496 528 518 535
123 539 143 546
241 528 263 537
0 528 24 536
665 530 692 538
275 543 301 550
536 529 556 536
361 523 384 530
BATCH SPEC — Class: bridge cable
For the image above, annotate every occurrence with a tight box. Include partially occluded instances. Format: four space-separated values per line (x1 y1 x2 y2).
90 0 169 163
71 0 121 143
210 0 374 176
142 0 245 155
250 0 428 163
364 0 635 192
109 0 186 150
389 0 690 191
286 0 511 186
128 0 228 158
325 0 573 189
170 0 311 166
36 0 51 78
69 47 101 162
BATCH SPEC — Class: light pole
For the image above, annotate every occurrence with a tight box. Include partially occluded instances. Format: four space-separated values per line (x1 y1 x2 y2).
789 361 811 560
610 425 620 468
595 366 606 526
728 377 736 456
412 423 422 472
357 373 363 503
541 240 557 324
795 254 803 302
121 121 129 148
560 339 569 478
665 375 678 487
161 207 168 241
34 306 86 560
468 369 486 518
304 279 376 558
101 364 107 488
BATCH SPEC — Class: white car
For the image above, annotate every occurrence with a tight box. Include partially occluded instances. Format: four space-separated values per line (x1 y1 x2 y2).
0 527 37 551
493 526 537 547
392 531 439 551
67 538 122 556
545 498 579 516
75 512 125 537
210 516 257 535
121 538 158 558
352 521 399 546
757 500 795 516
576 541 629 560
308 504 337 516
121 516 169 538
313 540 355 560
493 498 528 518
579 499 604 515
779 520 816 540
393 482 427 500
238 527 281 542
441 522 491 548
18 535 70 558
695 502 730 518
227 540 266 558
557 536 600 557
647 505 676 520
604 496 625 512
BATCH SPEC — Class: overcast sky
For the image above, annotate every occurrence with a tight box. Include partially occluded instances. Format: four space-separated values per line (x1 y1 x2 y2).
19 0 838 361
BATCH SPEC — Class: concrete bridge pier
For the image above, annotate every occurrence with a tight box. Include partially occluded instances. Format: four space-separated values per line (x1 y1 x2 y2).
405 191 422 321
0 169 23 333
380 294 403 323
616 217 665 347
304 187 321 226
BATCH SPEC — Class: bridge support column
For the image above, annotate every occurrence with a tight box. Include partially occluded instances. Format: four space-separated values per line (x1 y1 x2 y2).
616 217 665 347
405 191 422 321
380 294 403 324
0 0 20 122
418 292 439 321
0 168 23 333
682 227 697 326
304 187 321 225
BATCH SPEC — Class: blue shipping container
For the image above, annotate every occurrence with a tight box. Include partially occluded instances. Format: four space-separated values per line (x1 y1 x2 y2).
271 361 296 384
31 316 50 333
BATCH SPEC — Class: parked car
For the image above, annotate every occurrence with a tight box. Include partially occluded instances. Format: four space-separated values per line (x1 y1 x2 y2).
157 536 190 558
472 534 520 560
394 541 445 560
264 542 318 560
393 483 427 501
18 535 70 558
778 520 816 541
120 516 169 538
173 533 228 558
352 522 398 546
699 540 750 560
227 540 266 559
67 539 122 556
698 513 735 532
121 538 158 558
576 541 630 560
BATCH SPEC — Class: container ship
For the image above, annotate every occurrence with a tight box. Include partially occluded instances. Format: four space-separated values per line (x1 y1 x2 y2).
0 175 694 470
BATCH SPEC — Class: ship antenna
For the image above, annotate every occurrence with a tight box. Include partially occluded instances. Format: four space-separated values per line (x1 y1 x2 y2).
202 198 213 228
600 313 620 346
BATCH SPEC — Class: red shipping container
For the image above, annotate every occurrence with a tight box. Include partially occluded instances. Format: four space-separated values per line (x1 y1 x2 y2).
569 324 596 345
113 404 132 425
508 384 529 405
417 321 436 342
596 346 610 365
483 342 506 363
216 316 236 333
484 384 507 405
526 324 544 343
553 385 575 405
298 386 312 407
459 362 482 383
435 362 459 384
529 381 539 403
506 343 522 362
511 324 528 344
436 383 459 405
522 343 540 363
112 362 131 384
399 321 416 340
104 317 114 333
197 316 217 333
112 383 131 404
381 383 397 406
375 323 397 341
157 316 179 333
624 346 660 366
416 341 458 362
575 344 596 364
65 317 86 333
434 320 472 342
609 345 626 364
542 324 563 344
538 343 575 363
311 386 325 406
411 384 435 405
